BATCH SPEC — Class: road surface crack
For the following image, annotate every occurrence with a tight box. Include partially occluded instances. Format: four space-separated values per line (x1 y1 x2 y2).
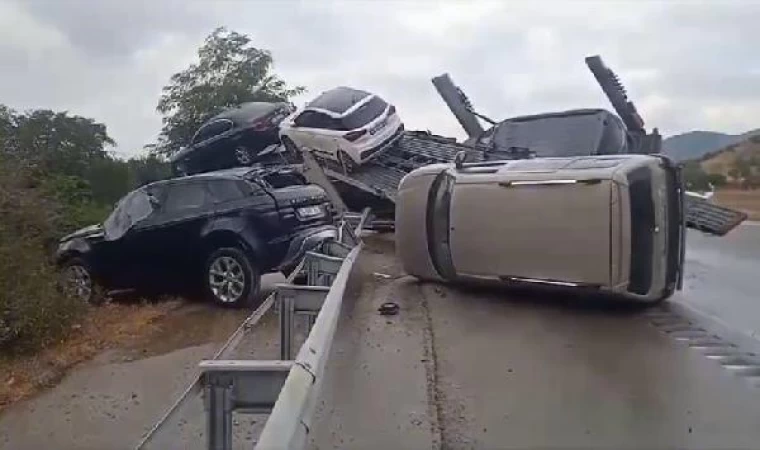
419 283 446 450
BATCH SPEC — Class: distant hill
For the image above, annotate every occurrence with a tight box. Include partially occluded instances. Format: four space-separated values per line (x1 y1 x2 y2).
663 129 760 162
663 131 740 162
702 135 760 175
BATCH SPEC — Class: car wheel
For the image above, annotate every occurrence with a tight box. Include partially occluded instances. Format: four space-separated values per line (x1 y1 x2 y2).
281 137 303 164
234 146 254 165
338 150 357 173
61 258 102 305
205 247 261 308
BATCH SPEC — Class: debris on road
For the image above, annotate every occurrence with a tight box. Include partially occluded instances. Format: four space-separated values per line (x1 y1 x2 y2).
378 302 400 316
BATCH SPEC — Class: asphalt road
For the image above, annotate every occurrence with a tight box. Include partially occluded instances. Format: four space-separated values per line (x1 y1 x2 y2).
678 222 760 342
311 233 760 450
2 226 759 450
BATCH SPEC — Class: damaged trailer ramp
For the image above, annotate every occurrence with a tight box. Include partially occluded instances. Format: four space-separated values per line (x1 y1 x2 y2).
295 130 747 236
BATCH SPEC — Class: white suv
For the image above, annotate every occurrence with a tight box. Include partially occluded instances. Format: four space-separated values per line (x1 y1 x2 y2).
279 87 404 170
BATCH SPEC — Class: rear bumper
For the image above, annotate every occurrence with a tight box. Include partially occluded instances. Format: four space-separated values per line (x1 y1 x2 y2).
276 225 339 271
359 124 405 162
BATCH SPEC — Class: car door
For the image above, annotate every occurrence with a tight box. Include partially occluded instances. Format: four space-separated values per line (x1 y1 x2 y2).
446 161 613 285
290 111 340 161
149 181 216 282
190 119 235 172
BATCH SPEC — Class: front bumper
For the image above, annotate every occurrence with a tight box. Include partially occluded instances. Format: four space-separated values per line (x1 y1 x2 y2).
276 225 339 271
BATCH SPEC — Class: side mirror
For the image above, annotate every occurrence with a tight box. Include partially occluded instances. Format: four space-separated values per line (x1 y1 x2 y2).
148 195 161 208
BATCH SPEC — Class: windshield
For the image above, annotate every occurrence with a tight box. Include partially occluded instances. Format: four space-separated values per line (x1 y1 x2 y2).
341 96 388 130
102 188 154 241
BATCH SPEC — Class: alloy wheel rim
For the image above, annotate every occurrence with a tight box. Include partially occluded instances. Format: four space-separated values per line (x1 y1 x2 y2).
65 265 92 303
209 256 246 303
235 147 252 164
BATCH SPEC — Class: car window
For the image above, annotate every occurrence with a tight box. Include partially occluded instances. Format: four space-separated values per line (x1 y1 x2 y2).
206 180 244 202
294 111 320 128
192 120 234 145
307 87 371 114
341 96 388 130
103 188 155 240
163 183 210 212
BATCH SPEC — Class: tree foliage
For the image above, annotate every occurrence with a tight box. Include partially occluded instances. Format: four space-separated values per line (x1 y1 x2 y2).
0 105 169 352
153 27 305 156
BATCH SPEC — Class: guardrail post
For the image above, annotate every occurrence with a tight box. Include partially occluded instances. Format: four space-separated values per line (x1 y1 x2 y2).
279 293 295 361
204 372 234 450
304 251 344 287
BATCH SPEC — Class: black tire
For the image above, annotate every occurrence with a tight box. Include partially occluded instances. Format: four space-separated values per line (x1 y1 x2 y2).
204 247 261 308
234 146 254 166
61 258 103 305
281 137 303 164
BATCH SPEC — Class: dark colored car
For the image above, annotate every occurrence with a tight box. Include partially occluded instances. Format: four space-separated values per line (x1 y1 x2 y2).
471 109 630 158
56 166 336 307
170 102 295 176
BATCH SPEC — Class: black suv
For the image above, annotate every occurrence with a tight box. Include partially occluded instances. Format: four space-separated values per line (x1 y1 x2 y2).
56 166 336 307
170 102 295 176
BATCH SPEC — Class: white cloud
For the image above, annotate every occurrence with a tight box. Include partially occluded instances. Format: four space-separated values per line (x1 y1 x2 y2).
1 0 759 156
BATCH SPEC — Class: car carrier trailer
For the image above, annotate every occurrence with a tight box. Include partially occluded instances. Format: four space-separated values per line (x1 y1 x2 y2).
132 57 756 450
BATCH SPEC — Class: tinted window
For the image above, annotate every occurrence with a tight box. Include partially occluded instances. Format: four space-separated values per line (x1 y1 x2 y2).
163 183 209 212
342 97 388 130
294 111 345 130
103 188 155 240
207 180 244 202
307 87 371 114
192 120 233 144
627 166 655 295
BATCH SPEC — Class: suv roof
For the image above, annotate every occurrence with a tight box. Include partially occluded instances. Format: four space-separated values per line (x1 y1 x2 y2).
306 86 372 114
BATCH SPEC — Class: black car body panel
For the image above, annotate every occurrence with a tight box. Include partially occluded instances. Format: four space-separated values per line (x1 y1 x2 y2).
171 102 295 176
471 109 629 158
56 167 336 294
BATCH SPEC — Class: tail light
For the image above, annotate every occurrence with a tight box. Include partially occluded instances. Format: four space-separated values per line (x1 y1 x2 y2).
344 129 367 142
388 105 396 116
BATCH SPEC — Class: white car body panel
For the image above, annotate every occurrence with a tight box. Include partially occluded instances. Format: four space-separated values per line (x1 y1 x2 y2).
279 91 404 166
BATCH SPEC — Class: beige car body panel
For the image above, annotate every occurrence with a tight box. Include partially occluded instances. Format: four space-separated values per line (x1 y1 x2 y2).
395 155 684 303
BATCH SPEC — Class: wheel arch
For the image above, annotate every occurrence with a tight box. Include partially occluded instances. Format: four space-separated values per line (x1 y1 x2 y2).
200 219 269 268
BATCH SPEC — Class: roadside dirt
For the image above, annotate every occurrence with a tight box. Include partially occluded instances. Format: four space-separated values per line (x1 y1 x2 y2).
0 298 249 414
713 189 760 220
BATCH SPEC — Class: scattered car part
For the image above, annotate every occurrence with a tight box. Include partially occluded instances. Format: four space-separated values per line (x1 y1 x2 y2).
170 102 295 176
279 86 404 168
55 167 337 307
378 302 399 316
396 154 686 303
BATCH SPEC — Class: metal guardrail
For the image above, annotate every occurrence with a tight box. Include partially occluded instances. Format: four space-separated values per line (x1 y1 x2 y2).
135 209 369 450
255 241 362 449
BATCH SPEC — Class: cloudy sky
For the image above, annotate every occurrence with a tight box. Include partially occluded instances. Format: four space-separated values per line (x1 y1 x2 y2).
1 0 759 157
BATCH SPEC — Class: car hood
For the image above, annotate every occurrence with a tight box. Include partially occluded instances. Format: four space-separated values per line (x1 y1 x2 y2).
60 224 104 243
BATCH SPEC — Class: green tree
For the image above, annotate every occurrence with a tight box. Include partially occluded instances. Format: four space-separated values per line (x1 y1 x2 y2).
0 106 115 178
153 27 305 156
681 161 711 191
705 173 727 188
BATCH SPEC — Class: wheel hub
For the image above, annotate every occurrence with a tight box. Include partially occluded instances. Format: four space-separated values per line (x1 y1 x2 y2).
209 256 246 303
64 265 92 302
235 147 252 165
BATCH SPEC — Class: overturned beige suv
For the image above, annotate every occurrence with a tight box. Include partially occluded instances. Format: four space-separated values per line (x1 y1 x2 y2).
396 154 686 303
